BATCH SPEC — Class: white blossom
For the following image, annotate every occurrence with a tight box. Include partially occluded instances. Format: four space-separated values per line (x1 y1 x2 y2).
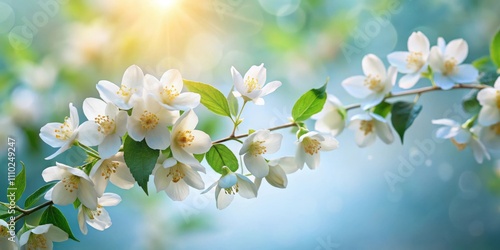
90 152 135 197
477 77 500 126
144 69 200 110
42 162 98 210
39 103 79 160
19 224 68 250
348 113 394 148
78 98 128 159
0 219 18 250
127 95 179 150
342 54 397 109
239 129 283 178
387 31 430 89
312 94 346 136
231 63 282 105
78 193 122 235
296 131 339 170
432 119 490 163
255 157 298 189
97 65 144 110
429 38 478 89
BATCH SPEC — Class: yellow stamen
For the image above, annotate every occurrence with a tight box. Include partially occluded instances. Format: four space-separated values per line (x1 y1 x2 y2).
302 137 321 155
160 85 179 103
224 184 239 195
167 164 185 183
451 138 467 151
249 141 267 156
140 111 159 130
364 74 383 92
490 122 500 135
360 120 374 136
61 175 79 193
443 58 457 76
27 233 47 250
177 130 195 147
245 77 261 93
116 85 135 101
495 91 500 110
0 226 8 237
95 115 115 135
54 116 73 140
101 161 119 180
406 52 425 71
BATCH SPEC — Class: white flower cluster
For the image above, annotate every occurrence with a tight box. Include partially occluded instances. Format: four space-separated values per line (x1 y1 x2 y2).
18 63 340 248
313 31 499 163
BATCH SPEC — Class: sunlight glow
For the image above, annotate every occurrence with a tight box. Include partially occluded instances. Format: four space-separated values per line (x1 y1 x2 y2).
153 0 179 10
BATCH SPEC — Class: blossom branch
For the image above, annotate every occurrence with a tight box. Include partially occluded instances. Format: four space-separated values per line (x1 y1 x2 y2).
213 122 298 144
14 201 53 223
344 83 488 111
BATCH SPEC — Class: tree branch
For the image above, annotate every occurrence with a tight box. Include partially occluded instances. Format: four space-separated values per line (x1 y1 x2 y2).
213 122 297 144
14 201 53 222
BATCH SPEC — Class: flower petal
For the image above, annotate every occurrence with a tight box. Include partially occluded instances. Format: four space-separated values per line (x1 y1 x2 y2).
260 80 282 97
42 166 67 182
362 54 386 78
244 154 269 178
184 130 211 154
408 31 430 55
154 166 170 191
428 46 444 71
83 98 106 120
449 64 478 83
355 128 376 148
374 120 394 144
51 181 77 206
445 39 468 64
399 73 421 89
160 69 183 91
110 164 135 190
477 88 497 106
46 225 69 242
361 93 385 110
387 51 413 73
478 105 500 126
434 73 455 90
78 180 98 210
78 121 104 146
121 65 144 89
165 181 190 201
96 80 126 109
262 133 283 154
218 173 237 189
78 207 88 235
304 153 320 170
235 174 257 198
231 66 246 97
171 92 201 110
275 156 299 174
342 76 371 98
98 135 121 159
265 165 287 188
320 136 339 151
99 193 122 206
215 187 234 210
145 126 170 150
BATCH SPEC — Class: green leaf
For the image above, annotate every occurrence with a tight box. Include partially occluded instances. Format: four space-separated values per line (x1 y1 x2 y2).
478 71 500 86
206 144 239 174
291 82 328 122
472 56 497 72
462 90 481 114
12 162 26 202
73 199 81 209
490 29 500 69
123 137 160 195
0 204 12 220
227 87 239 117
39 205 79 242
391 101 423 143
194 153 205 162
372 101 392 118
24 182 56 208
184 80 231 117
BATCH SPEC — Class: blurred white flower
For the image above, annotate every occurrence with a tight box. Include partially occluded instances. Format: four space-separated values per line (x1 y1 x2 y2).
296 131 339 170
231 63 282 105
429 38 478 89
11 87 44 125
203 168 258 210
144 69 200 110
342 54 397 109
153 157 205 201
42 162 98 210
477 77 500 126
97 65 145 110
239 129 283 178
170 109 211 167
127 95 179 150
19 224 68 250
61 22 111 67
432 119 490 163
19 58 58 90
255 157 298 189
90 152 135 197
39 103 79 160
0 219 18 250
79 98 128 158
478 122 500 152
387 31 430 89
312 94 346 136
348 113 394 148
78 193 121 235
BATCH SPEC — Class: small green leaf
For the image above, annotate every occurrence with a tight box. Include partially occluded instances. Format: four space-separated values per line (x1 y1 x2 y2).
0 204 12 220
391 101 423 143
478 71 500 86
372 101 392 118
472 56 496 72
227 87 239 117
11 162 26 202
73 199 81 209
490 29 500 69
184 80 231 117
194 153 205 162
292 82 328 122
24 182 56 208
462 90 481 114
206 144 239 174
39 205 79 242
123 137 160 195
